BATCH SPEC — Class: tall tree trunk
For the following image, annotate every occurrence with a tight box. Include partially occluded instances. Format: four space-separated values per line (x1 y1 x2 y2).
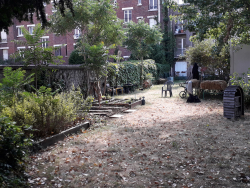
140 57 143 87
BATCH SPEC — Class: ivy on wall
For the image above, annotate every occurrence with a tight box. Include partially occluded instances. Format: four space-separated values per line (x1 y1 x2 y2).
107 59 169 86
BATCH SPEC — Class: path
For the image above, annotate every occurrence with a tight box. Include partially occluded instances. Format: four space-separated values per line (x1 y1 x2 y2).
28 84 250 187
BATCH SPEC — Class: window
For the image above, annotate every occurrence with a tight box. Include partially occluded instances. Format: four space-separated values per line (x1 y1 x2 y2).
74 28 81 39
55 48 61 56
54 45 62 56
41 38 48 48
124 10 132 23
17 46 26 57
0 30 7 43
16 26 24 37
28 25 35 34
65 44 68 56
177 0 184 4
51 1 57 12
149 0 157 10
138 0 142 5
149 18 157 28
3 50 8 60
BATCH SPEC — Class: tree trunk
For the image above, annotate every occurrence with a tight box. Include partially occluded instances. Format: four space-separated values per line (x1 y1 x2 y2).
140 57 143 87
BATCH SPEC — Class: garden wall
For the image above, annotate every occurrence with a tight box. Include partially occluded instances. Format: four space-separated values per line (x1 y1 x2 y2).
0 65 105 98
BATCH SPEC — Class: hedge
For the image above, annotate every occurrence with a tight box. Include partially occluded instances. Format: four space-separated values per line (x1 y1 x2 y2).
107 59 170 86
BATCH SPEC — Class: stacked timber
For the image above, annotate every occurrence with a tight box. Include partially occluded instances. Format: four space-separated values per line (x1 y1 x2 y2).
223 86 244 119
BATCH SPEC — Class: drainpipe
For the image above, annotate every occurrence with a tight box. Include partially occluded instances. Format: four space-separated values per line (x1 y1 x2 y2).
158 0 161 23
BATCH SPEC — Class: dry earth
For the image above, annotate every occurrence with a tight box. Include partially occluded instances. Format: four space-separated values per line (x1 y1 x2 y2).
28 83 250 188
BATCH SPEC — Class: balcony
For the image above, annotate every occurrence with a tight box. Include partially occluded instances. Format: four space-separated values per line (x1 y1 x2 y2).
74 34 81 39
174 23 186 35
174 48 185 58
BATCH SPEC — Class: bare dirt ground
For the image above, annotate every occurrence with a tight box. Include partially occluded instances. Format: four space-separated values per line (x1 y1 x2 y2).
28 83 250 188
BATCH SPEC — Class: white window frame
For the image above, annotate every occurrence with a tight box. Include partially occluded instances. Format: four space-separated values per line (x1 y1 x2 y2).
2 49 8 60
149 0 158 10
41 37 49 48
16 25 24 37
74 28 81 39
122 8 133 23
0 30 7 43
17 46 26 58
138 0 142 5
147 15 157 28
27 24 35 35
51 1 58 12
54 44 62 56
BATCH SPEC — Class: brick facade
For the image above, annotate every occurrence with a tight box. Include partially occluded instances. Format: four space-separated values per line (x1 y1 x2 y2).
0 0 192 69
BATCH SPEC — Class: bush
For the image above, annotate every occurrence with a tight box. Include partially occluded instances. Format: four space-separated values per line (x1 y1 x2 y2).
107 59 168 87
230 70 250 107
69 50 85 65
2 86 93 139
0 116 32 187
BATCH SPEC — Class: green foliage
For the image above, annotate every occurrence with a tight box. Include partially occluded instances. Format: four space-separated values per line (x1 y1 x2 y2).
11 23 64 88
0 116 32 187
68 50 84 65
78 42 110 77
123 20 162 61
123 20 162 85
2 86 93 139
185 38 230 80
162 1 176 67
170 0 250 46
0 67 34 108
107 59 166 86
230 70 250 104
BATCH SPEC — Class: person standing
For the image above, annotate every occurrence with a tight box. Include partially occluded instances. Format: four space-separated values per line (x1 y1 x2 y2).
192 63 199 80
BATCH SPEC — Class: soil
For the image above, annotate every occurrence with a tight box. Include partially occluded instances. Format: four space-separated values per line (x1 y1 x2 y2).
27 84 250 187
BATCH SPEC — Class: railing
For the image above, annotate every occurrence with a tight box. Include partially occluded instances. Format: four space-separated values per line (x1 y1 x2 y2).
0 38 7 43
174 48 185 57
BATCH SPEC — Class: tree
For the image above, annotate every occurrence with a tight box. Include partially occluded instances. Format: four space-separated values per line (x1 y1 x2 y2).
69 50 85 65
123 20 162 86
185 38 230 80
50 0 124 98
171 0 250 46
0 0 73 33
12 24 64 89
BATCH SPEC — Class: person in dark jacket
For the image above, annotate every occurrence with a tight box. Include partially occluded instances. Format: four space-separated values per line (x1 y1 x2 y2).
192 63 199 80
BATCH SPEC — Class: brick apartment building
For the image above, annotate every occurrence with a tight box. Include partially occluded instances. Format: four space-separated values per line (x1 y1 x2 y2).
0 2 77 64
0 0 193 77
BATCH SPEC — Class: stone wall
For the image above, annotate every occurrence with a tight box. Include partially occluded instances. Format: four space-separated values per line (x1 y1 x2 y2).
0 65 106 98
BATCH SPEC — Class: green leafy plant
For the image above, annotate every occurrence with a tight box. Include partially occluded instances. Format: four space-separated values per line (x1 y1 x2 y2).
11 23 64 89
230 69 250 107
123 20 162 86
2 86 93 139
107 59 164 87
0 67 34 108
0 116 32 187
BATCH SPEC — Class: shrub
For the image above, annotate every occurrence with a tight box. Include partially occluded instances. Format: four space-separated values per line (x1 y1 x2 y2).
0 116 32 187
2 86 93 139
230 69 250 107
69 50 85 65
